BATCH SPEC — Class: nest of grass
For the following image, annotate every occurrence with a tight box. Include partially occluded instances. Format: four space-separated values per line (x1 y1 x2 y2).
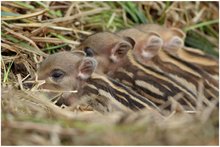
1 1 219 145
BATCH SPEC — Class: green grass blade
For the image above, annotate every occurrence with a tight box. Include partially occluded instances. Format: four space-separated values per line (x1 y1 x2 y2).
2 33 20 43
1 11 20 17
3 61 14 83
2 33 46 56
118 2 139 23
185 31 219 57
183 19 219 32
13 1 35 10
34 1 59 17
118 2 147 24
126 2 147 23
157 2 172 24
205 25 219 38
55 10 62 17
50 33 67 41
42 44 68 51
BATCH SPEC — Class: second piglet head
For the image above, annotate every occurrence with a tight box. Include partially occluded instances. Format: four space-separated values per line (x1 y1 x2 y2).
79 32 134 75
117 28 163 61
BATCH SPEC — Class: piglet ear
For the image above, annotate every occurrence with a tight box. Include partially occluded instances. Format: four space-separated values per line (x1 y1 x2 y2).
167 36 184 49
170 28 186 39
140 35 162 60
123 36 135 48
146 35 163 50
77 57 97 80
110 41 132 63
71 50 86 57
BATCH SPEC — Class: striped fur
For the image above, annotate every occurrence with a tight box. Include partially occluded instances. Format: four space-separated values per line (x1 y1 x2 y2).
82 73 161 112
161 50 219 98
36 51 161 113
79 32 201 111
177 47 219 79
86 49 218 112
116 28 218 103
133 24 218 97
107 50 199 111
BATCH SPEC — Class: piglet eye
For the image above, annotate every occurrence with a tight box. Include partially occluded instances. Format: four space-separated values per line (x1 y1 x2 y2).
50 69 65 80
84 47 94 57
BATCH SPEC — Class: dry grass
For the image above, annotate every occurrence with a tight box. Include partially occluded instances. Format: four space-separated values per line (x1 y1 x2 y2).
1 1 219 145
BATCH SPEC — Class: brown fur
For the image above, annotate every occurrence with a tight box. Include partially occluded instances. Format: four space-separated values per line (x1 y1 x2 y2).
78 32 199 110
79 32 132 75
36 51 160 113
120 27 218 99
136 24 219 77
135 24 185 55
37 51 97 106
